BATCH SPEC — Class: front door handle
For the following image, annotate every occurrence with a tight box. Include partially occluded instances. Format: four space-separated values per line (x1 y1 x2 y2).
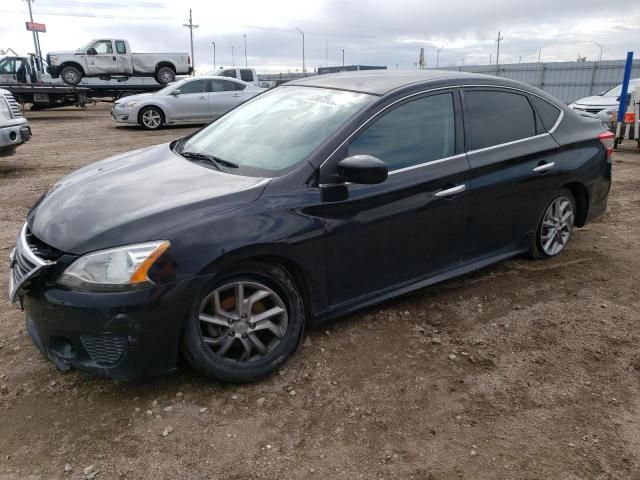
232 93 241 97
533 161 555 173
434 184 466 198
199 96 207 100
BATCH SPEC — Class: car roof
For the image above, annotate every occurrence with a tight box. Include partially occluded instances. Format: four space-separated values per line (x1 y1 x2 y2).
286 69 532 96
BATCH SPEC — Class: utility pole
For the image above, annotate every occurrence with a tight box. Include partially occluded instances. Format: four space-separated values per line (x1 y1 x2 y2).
24 0 43 72
231 46 235 67
325 35 328 67
342 49 345 66
243 34 247 67
490 53 492 65
495 30 504 73
590 41 604 61
211 41 216 70
538 48 542 63
182 9 198 74
295 27 305 74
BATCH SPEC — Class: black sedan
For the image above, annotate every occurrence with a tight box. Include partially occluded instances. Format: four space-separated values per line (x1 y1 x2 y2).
9 71 613 382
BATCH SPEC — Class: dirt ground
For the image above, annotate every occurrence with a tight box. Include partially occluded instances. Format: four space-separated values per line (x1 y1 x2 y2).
0 104 639 480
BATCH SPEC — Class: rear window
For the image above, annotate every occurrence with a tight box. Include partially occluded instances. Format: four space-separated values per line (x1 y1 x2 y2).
464 90 537 150
240 69 254 82
115 41 127 54
530 96 561 132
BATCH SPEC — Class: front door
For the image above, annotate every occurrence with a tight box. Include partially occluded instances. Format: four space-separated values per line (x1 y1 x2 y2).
170 79 211 121
319 90 470 306
86 40 118 75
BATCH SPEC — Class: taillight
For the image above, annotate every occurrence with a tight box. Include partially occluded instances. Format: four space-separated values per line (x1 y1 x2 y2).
599 131 615 160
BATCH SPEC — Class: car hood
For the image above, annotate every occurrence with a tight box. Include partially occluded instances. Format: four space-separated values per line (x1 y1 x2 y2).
572 95 618 108
114 93 156 105
28 143 269 254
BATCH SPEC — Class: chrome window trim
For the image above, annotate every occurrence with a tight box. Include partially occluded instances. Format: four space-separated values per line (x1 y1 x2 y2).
467 133 550 156
388 153 467 176
319 83 566 176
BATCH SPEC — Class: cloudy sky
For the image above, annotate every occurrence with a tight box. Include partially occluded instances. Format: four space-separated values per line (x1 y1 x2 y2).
2 0 640 74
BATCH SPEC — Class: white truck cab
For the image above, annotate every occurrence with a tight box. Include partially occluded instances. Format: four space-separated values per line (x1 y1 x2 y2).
0 89 31 157
211 67 259 86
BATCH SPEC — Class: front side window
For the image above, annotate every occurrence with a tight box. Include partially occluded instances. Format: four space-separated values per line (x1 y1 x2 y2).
115 41 127 54
0 58 15 74
240 69 254 82
464 90 536 150
181 86 373 176
349 93 455 171
179 79 208 94
91 41 113 54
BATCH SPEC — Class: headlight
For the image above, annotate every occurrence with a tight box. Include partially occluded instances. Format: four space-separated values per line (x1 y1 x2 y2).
568 103 576 109
58 241 171 290
118 100 139 108
0 98 11 120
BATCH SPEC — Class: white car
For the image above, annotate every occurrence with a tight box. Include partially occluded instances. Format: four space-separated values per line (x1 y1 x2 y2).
569 78 640 128
0 88 31 157
111 76 265 130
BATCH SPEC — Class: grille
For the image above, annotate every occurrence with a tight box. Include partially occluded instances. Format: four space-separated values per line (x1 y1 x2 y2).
9 224 58 303
3 93 22 118
80 335 128 365
585 107 605 114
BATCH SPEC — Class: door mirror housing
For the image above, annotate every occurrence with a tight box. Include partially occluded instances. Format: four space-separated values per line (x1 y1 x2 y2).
87 48 98 56
337 155 388 185
170 89 181 96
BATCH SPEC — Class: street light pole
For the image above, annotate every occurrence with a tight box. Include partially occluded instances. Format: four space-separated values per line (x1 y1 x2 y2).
436 44 446 69
231 46 235 67
295 27 305 74
211 41 216 70
590 41 605 61
243 34 247 67
342 49 345 66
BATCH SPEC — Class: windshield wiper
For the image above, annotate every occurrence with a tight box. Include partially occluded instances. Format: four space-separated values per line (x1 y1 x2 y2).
179 151 239 170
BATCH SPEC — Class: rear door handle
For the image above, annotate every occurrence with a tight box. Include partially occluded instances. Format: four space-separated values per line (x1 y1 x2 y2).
434 184 466 198
533 162 555 173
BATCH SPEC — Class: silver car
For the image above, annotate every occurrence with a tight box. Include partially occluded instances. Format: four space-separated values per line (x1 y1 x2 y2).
111 76 265 130
569 78 640 129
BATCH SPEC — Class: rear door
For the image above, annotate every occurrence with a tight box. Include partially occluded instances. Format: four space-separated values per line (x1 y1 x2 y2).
171 79 210 121
208 79 246 118
461 87 562 260
320 90 470 305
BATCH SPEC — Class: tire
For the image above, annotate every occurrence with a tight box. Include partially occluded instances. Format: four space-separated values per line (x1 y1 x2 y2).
156 67 176 84
138 106 164 130
60 65 82 85
529 188 576 259
182 262 305 382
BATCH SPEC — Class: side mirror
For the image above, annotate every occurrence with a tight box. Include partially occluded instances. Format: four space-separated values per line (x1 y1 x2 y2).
337 155 388 185
87 48 97 56
170 89 181 96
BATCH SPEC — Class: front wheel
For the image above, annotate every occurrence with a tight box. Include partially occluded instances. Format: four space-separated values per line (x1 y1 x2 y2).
138 106 164 130
182 262 305 382
60 66 83 85
529 188 576 259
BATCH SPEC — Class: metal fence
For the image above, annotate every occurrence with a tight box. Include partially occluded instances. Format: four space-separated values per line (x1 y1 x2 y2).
445 60 640 104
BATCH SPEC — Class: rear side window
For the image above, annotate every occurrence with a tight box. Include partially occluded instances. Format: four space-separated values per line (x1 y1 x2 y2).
530 96 561 132
240 69 254 82
349 93 455 171
464 90 537 150
210 80 245 92
220 70 237 78
115 41 127 54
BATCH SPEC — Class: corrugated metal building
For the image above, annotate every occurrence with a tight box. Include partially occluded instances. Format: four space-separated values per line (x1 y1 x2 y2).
443 60 640 103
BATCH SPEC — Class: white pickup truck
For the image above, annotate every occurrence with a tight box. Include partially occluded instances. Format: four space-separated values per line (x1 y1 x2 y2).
47 39 193 86
208 67 260 86
0 88 31 157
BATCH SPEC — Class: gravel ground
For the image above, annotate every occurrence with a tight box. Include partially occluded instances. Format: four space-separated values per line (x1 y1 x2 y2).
0 104 639 480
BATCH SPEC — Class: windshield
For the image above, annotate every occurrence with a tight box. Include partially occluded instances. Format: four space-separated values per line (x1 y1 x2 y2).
179 86 373 176
602 79 640 97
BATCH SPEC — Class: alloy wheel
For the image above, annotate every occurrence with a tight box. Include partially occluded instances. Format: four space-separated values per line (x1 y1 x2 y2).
141 109 162 129
198 281 289 363
540 195 574 256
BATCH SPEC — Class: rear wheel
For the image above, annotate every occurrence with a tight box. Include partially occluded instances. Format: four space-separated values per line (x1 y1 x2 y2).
182 262 305 382
156 67 176 84
60 66 82 85
138 106 164 130
529 189 576 259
